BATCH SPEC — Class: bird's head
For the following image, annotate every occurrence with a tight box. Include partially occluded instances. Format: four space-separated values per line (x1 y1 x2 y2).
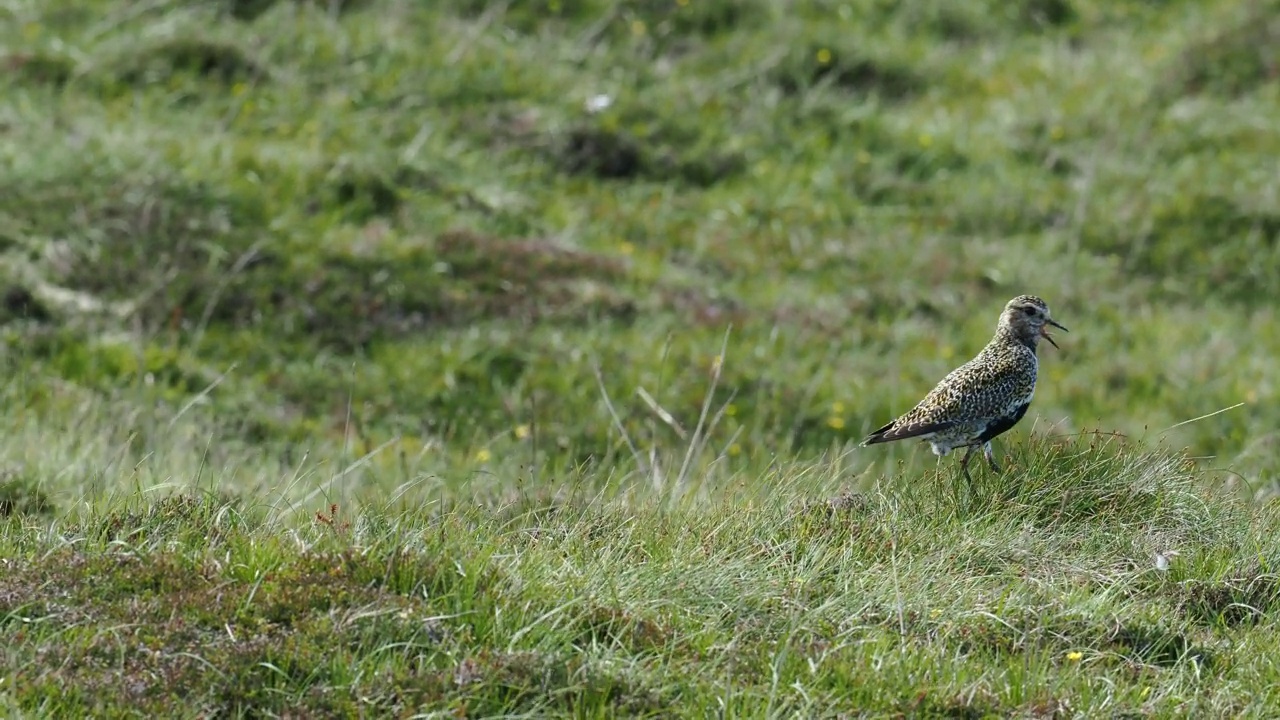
1000 295 1068 349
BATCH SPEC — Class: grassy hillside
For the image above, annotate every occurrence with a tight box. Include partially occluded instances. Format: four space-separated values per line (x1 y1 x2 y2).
2 0 1279 715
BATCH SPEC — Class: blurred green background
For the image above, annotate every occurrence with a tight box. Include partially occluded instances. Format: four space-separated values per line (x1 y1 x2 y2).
1 0 1277 505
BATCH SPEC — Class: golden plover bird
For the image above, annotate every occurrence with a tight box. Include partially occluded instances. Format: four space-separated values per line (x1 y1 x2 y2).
861 295 1068 482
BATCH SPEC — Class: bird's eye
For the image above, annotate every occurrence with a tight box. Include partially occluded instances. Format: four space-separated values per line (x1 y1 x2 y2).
1022 306 1037 316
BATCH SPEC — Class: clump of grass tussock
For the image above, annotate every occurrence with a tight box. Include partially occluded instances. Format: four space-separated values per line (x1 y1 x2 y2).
790 434 1243 594
945 432 1221 531
2 51 74 87
0 467 55 517
1162 0 1280 98
106 35 271 88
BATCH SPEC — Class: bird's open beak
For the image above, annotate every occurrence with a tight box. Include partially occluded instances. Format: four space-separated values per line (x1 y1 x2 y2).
1040 318 1068 349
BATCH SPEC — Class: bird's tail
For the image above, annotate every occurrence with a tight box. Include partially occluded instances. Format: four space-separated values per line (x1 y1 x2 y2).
860 421 898 446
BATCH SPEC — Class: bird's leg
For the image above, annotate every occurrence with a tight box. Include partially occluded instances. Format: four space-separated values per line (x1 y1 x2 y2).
959 445 976 485
983 442 1001 473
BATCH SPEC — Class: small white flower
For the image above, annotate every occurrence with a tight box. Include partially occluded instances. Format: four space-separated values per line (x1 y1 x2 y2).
1154 550 1180 571
584 94 613 113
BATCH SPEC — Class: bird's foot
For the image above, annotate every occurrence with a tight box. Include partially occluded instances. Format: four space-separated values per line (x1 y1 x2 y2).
960 446 976 486
983 443 1002 474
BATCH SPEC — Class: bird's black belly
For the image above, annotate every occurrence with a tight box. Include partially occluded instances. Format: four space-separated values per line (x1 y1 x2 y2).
977 401 1030 444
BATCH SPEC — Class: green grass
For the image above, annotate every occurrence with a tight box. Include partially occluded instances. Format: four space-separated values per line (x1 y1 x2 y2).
1 0 1279 715
2 433 1278 716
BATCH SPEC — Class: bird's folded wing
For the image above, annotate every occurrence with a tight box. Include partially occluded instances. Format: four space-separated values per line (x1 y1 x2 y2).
866 418 960 443
900 355 1034 427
